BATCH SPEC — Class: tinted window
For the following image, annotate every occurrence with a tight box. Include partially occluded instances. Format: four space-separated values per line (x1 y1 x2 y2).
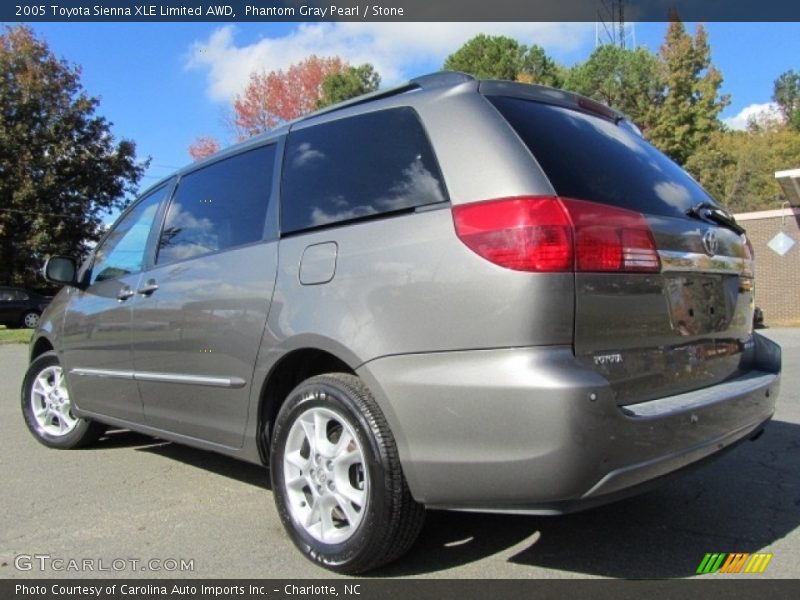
1 289 27 301
282 107 447 234
487 96 718 218
91 186 168 284
157 145 275 265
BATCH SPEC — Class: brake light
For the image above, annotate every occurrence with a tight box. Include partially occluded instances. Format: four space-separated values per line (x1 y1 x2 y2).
451 197 573 272
564 198 661 272
452 196 660 273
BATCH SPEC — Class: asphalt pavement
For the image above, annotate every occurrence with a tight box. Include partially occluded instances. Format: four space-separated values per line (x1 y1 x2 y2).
1 329 798 579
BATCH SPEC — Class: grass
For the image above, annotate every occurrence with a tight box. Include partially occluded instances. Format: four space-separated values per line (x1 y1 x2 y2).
0 326 32 344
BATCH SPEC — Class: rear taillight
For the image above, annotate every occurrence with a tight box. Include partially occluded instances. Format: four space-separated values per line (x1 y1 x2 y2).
451 197 573 272
563 198 661 272
452 196 660 273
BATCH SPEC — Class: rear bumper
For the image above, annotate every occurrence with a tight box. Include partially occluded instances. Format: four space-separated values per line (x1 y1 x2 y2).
357 333 780 513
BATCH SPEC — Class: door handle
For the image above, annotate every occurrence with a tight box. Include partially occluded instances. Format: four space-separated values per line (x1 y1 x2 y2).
117 287 135 302
137 279 159 296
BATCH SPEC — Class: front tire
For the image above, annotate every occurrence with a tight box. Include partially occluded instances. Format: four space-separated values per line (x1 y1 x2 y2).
270 373 424 574
21 351 106 449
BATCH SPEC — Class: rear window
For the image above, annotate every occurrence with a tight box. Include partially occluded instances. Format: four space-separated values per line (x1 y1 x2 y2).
281 107 447 234
487 96 717 218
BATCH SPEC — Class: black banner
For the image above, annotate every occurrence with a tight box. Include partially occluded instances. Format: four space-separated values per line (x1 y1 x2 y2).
2 0 800 23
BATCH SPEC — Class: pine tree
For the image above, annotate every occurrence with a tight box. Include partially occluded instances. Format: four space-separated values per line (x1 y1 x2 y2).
647 21 729 165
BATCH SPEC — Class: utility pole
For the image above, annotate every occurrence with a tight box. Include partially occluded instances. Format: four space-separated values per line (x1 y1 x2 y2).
596 0 636 49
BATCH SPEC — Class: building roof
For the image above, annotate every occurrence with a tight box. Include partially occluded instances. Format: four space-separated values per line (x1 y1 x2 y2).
775 168 800 204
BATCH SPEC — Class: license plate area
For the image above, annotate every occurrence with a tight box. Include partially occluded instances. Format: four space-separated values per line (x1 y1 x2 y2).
664 275 734 336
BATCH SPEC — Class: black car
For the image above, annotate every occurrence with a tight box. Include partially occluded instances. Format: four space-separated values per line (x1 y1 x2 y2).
0 286 52 329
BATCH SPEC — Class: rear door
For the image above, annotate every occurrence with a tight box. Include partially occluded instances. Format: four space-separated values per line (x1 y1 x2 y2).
131 143 280 448
487 95 754 405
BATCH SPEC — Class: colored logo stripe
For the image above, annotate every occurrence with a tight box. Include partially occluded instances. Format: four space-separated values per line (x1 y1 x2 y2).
745 553 773 573
720 553 749 573
696 552 773 574
697 553 726 574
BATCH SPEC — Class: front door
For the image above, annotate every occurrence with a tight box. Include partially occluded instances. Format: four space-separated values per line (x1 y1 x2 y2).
60 184 171 422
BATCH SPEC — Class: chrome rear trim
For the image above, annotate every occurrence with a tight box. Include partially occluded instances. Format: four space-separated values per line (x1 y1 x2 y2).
659 250 753 277
622 371 775 418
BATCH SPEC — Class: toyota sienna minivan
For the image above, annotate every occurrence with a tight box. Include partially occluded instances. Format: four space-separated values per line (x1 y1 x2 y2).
22 72 781 573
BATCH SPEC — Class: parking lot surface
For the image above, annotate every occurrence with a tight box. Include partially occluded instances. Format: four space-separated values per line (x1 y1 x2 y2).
1 329 799 579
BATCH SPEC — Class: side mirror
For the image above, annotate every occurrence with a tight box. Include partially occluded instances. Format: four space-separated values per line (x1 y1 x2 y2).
43 256 80 287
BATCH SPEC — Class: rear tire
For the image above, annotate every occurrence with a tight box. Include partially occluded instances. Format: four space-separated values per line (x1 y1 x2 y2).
270 373 424 574
21 351 106 449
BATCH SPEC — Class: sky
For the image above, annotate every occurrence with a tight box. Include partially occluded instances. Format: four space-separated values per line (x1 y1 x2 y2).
20 21 800 203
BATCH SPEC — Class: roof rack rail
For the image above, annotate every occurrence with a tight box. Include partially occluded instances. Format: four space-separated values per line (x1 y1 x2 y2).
296 71 476 123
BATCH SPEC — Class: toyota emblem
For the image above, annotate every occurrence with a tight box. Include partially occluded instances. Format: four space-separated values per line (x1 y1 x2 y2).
702 230 719 256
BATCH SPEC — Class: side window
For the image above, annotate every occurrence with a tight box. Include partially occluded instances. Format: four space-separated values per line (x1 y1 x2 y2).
281 107 447 234
156 145 276 265
91 186 168 284
14 290 29 301
0 290 12 301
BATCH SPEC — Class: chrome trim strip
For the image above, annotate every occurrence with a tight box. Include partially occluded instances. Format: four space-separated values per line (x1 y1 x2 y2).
71 368 134 380
659 250 753 276
134 371 246 388
70 368 246 389
622 372 775 418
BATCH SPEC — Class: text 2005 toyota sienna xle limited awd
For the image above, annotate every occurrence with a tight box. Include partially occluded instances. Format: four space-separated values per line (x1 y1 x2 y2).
23 72 781 573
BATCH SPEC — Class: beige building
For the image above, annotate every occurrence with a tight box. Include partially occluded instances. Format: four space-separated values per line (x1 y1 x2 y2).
734 169 800 326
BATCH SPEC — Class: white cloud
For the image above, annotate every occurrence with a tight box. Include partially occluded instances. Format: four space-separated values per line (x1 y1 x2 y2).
722 102 782 131
186 23 595 102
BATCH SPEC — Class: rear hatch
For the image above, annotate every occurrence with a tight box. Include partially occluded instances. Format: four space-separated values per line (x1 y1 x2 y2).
486 91 754 406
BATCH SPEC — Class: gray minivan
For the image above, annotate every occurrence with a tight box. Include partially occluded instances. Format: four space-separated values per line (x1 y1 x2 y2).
23 72 781 573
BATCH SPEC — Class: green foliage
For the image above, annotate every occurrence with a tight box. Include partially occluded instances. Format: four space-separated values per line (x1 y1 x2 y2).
443 35 563 86
563 45 661 132
773 69 800 131
647 22 729 166
519 45 565 87
0 25 146 287
444 34 525 80
316 63 381 109
685 125 800 213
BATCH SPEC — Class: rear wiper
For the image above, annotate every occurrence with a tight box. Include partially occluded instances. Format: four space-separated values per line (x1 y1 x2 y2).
686 202 745 235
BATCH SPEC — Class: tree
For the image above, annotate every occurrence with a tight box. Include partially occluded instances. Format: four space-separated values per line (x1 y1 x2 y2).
444 34 525 81
317 64 381 109
189 57 381 156
773 69 800 131
519 44 565 88
685 124 800 213
0 25 146 288
232 56 346 139
647 21 729 165
444 34 565 85
564 45 661 131
187 136 220 161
